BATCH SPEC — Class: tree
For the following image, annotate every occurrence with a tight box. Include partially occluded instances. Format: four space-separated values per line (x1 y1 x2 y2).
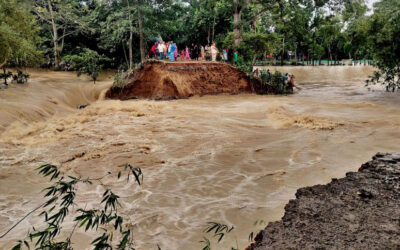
97 0 138 70
367 0 400 91
31 0 87 69
63 48 107 84
231 0 276 47
319 16 342 65
0 0 42 85
241 32 279 64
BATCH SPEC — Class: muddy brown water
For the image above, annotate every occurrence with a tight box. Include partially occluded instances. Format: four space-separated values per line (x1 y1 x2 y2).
0 66 399 249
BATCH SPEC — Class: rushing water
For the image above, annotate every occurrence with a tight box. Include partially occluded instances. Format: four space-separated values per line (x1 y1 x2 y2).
0 66 399 249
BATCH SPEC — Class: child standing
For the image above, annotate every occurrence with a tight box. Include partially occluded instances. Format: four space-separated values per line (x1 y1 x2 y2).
234 50 238 65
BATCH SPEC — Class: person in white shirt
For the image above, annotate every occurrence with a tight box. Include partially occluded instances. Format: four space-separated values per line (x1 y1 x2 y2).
158 42 164 59
211 43 218 62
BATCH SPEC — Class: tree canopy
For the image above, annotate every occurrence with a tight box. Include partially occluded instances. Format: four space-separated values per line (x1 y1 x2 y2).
1 0 400 89
0 0 42 69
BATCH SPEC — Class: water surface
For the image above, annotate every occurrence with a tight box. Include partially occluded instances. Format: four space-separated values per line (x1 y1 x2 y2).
0 66 399 249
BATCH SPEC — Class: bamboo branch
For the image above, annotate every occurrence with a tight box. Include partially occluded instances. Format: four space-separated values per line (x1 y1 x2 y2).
0 202 45 239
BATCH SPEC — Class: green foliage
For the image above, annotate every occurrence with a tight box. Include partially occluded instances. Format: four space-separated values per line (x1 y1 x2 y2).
241 32 280 64
9 163 143 249
204 222 234 243
200 222 236 249
260 71 293 95
0 0 42 84
113 71 131 88
366 0 400 91
63 49 108 84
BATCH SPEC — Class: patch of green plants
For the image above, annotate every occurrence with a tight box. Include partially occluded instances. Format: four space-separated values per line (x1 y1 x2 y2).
113 70 132 89
263 71 292 95
63 49 108 84
2 163 143 250
200 222 237 250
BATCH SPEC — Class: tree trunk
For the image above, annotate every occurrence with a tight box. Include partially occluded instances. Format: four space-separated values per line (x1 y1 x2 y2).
137 0 145 63
60 26 66 56
233 0 247 47
126 0 133 69
2 67 7 85
47 0 59 70
212 13 216 43
281 37 285 65
0 59 6 69
122 41 129 67
233 10 242 47
129 30 133 70
328 45 332 66
207 24 210 45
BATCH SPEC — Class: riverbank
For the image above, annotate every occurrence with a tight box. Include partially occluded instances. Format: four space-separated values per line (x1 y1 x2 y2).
248 152 400 249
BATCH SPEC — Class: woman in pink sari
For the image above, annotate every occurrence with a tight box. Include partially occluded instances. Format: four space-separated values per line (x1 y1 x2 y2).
174 43 178 61
185 46 190 60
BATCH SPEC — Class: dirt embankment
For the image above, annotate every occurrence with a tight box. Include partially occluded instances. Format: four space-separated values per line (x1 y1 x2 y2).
248 152 400 249
106 60 252 100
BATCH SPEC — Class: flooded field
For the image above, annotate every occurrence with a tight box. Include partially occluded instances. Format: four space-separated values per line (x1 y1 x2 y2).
0 66 399 249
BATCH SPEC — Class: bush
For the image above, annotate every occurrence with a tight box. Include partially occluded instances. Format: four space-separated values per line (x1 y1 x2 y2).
63 49 108 84
113 70 133 88
258 71 293 95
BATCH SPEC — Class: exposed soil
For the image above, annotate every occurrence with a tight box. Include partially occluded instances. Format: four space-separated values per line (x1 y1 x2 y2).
248 152 400 250
106 60 252 100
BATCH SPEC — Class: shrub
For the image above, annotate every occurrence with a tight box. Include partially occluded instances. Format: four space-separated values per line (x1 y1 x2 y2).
63 49 108 84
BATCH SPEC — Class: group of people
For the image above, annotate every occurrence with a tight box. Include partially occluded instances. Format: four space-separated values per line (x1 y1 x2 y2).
253 69 301 92
150 41 238 64
151 41 177 61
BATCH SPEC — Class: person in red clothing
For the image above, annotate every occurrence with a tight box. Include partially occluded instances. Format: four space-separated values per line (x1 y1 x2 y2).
151 42 158 58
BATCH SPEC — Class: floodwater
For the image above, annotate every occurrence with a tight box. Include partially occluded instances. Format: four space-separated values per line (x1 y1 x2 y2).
0 66 399 249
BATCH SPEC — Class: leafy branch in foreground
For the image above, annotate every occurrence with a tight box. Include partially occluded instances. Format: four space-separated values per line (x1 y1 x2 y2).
248 219 266 242
201 222 237 250
5 163 143 250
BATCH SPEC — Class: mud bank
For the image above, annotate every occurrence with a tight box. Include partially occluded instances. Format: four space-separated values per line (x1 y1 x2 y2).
248 152 400 249
106 61 252 100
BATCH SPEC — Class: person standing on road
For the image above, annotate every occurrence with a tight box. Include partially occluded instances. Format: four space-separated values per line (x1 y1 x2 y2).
169 42 176 61
151 42 157 58
163 42 167 59
158 42 164 59
223 49 227 62
185 46 190 60
211 43 218 62
174 43 178 61
201 45 205 61
234 50 238 65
